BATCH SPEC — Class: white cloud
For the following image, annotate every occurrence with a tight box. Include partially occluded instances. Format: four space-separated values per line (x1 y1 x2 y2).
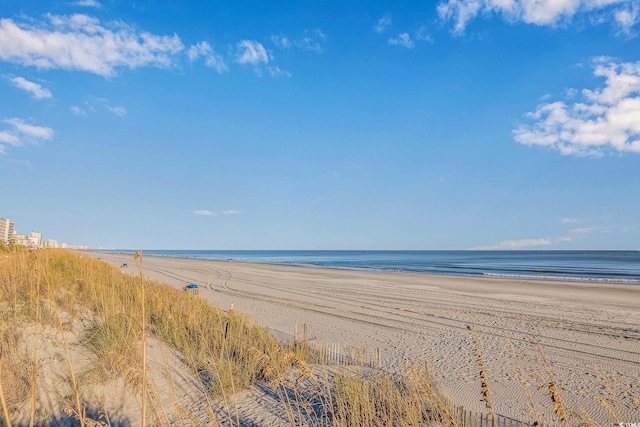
222 210 240 215
9 76 52 99
70 106 86 116
187 41 228 73
438 0 636 34
614 2 639 35
0 14 184 77
514 59 640 156
193 210 215 216
388 33 415 48
0 118 53 154
0 131 20 146
4 118 53 140
375 15 392 33
235 40 269 65
75 0 101 7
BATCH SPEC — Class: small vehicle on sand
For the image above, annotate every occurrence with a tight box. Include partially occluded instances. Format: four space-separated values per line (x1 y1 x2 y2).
184 283 201 296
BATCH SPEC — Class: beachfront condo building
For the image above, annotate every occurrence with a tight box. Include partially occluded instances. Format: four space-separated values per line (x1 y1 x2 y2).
0 217 14 244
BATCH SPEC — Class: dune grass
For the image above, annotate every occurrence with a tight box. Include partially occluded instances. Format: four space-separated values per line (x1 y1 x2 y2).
0 248 309 424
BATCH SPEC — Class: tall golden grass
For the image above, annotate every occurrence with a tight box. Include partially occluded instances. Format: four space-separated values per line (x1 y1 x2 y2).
0 248 304 424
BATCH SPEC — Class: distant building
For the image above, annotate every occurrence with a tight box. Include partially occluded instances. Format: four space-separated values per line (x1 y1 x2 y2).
0 217 14 245
30 231 43 248
14 234 30 247
46 239 59 248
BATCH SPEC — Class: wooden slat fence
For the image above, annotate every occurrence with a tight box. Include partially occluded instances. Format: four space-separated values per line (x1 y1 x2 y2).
293 323 542 427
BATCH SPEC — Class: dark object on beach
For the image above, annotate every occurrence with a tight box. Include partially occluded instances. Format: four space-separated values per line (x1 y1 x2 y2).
121 263 128 268
184 283 201 295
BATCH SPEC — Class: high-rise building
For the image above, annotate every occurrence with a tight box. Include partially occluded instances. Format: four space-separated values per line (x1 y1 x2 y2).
0 217 14 245
30 231 43 247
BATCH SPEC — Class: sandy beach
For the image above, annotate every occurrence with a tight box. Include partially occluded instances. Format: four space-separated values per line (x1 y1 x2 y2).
88 252 640 425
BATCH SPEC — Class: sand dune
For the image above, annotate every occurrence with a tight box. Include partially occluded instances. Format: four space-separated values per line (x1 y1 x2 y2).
89 252 640 425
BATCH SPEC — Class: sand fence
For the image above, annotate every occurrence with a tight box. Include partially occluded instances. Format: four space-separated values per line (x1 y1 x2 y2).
293 323 543 427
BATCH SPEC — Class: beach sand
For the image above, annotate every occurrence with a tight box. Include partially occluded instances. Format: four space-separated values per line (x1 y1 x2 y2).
88 252 640 425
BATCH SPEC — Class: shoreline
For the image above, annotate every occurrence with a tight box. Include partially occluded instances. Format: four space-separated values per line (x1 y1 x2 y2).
88 249 640 285
85 251 640 424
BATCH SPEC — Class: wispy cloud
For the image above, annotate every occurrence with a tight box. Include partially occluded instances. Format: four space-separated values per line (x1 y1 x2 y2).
268 66 291 77
271 35 292 49
4 118 53 140
0 131 20 146
106 106 127 117
0 117 53 154
388 33 415 48
438 0 638 34
297 29 326 52
193 210 215 216
0 14 184 77
614 2 639 36
271 29 326 53
375 15 392 33
514 58 640 156
187 41 228 73
70 106 86 116
561 217 583 223
9 76 52 99
415 26 434 43
70 96 126 117
235 40 269 65
74 0 101 7
570 226 610 234
193 209 240 216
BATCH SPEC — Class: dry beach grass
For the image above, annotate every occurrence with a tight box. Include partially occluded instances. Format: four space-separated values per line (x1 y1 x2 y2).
1 246 639 425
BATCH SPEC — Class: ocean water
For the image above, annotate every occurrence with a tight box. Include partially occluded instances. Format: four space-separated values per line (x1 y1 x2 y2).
98 250 640 284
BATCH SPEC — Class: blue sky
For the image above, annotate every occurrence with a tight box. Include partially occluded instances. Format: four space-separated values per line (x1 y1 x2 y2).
1 0 639 250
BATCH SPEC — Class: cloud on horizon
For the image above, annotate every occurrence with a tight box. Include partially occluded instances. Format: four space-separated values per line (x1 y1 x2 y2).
0 14 184 77
437 0 639 34
9 76 52 99
470 236 572 250
514 58 640 156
